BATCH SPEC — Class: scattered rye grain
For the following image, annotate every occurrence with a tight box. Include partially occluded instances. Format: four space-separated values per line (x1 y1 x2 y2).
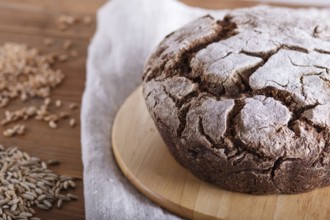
0 146 78 219
68 180 76 188
63 181 69 189
42 200 52 208
56 194 70 201
37 195 46 201
19 212 32 218
28 208 35 214
46 159 60 166
57 199 62 209
59 111 69 119
67 194 78 200
36 204 49 210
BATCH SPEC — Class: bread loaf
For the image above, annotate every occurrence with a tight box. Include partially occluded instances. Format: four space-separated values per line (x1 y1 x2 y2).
142 6 330 194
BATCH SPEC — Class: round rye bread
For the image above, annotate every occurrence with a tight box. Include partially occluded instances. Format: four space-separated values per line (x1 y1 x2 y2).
142 7 330 194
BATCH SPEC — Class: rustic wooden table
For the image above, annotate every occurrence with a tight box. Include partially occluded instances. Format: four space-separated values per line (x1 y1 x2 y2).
0 0 318 219
0 0 105 219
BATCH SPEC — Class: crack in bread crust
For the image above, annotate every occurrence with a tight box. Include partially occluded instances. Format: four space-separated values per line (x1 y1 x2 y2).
142 6 330 194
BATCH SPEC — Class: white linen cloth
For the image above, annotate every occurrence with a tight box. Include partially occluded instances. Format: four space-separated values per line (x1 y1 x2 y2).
81 0 330 219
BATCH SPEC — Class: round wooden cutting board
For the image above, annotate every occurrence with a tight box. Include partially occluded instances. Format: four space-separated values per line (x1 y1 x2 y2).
112 86 330 220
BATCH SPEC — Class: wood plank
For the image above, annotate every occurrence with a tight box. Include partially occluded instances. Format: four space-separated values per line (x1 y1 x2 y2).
0 0 105 14
0 18 92 40
0 0 101 39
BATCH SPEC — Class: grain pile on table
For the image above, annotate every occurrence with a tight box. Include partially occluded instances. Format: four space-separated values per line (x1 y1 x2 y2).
0 43 64 106
0 43 78 137
0 144 78 220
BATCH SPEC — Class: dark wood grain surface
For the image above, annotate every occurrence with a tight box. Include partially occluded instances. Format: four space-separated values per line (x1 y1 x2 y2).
0 0 104 219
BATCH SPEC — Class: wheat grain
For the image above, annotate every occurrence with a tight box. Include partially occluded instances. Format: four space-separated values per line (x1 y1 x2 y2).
69 118 76 127
68 103 78 110
0 43 64 106
62 40 72 50
55 100 62 108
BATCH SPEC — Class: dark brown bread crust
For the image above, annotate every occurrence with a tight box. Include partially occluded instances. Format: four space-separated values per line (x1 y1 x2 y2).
142 7 330 194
